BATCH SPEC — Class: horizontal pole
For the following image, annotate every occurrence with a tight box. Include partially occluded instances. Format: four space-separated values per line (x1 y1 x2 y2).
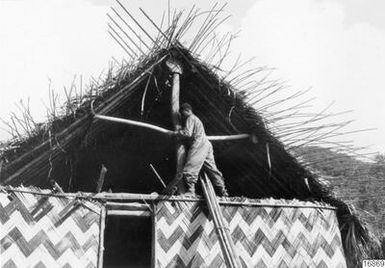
0 187 337 210
94 114 173 135
93 113 251 141
106 201 150 211
107 210 151 217
209 134 249 141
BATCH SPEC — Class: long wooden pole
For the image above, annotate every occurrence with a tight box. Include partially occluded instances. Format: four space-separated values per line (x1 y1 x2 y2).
201 177 237 268
97 206 106 268
201 180 232 267
93 113 173 135
0 187 338 209
106 202 150 211
205 175 241 267
166 59 186 194
93 113 251 141
106 210 151 217
151 203 157 268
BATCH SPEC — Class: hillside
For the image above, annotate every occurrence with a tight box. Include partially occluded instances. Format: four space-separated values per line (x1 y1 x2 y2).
295 146 385 236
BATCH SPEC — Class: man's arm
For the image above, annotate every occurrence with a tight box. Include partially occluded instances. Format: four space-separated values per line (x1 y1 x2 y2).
175 116 194 139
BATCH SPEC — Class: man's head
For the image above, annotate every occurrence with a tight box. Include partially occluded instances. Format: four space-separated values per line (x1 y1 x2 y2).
180 103 193 118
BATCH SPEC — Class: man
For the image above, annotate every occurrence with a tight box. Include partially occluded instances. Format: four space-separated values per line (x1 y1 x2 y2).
176 103 228 197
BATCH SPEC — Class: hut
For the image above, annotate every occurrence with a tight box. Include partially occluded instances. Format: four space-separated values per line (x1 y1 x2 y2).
0 3 379 268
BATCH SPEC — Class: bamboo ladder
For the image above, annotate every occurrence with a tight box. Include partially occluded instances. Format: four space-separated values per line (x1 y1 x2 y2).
201 173 241 268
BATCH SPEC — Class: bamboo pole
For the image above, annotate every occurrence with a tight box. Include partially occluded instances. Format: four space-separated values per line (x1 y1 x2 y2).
93 113 173 135
0 187 337 210
116 0 157 44
205 181 235 268
205 175 241 267
106 202 150 211
108 30 134 59
109 7 151 50
202 182 232 266
208 134 250 141
108 24 138 57
151 203 157 268
107 14 145 55
93 113 251 141
97 206 106 268
107 210 151 217
149 164 166 188
200 176 237 268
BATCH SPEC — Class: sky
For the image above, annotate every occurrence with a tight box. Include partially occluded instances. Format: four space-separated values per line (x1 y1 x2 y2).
0 0 384 155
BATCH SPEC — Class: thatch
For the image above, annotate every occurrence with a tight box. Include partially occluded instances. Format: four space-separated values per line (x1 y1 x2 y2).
0 3 382 266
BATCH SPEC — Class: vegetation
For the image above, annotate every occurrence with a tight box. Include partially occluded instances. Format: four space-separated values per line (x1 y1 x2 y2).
296 146 385 258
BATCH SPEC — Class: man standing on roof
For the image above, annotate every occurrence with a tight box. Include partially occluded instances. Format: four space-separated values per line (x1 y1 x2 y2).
175 103 229 197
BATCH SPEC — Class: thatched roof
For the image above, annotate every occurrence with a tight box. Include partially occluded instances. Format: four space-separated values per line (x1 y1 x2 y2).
0 3 382 266
0 45 321 198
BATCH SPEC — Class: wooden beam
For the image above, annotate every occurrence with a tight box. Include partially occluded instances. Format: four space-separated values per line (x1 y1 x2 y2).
208 134 250 141
93 113 252 141
105 201 151 217
166 59 186 194
107 210 151 217
0 187 338 210
106 201 150 211
93 113 173 135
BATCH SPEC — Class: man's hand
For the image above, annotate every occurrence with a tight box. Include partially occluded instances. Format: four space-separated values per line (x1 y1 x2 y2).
174 130 193 145
174 131 183 139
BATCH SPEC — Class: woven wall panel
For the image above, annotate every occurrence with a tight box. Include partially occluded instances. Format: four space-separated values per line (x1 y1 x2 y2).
0 189 102 268
155 200 347 268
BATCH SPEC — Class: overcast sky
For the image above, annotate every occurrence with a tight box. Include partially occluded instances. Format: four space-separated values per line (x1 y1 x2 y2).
0 0 384 154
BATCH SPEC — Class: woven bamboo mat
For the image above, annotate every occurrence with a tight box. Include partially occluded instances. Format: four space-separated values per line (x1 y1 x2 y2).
0 187 102 268
154 200 347 268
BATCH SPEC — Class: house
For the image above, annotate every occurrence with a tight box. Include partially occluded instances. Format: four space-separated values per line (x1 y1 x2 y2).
0 4 379 267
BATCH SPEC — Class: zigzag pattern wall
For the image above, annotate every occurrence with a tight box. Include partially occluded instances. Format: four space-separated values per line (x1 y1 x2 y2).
154 200 347 268
0 189 102 268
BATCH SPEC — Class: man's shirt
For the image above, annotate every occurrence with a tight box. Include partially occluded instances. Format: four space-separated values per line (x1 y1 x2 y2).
178 114 209 149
